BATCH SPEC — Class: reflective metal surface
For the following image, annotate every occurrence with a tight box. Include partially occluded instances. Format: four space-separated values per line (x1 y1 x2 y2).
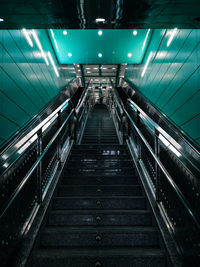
110 85 200 264
0 78 81 176
121 78 200 176
1 0 200 28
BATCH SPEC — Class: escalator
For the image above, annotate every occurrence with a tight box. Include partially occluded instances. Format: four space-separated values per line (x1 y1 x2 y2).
27 103 170 267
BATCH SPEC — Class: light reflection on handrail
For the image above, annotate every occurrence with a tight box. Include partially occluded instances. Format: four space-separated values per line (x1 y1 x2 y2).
0 99 71 172
111 88 200 231
0 109 74 219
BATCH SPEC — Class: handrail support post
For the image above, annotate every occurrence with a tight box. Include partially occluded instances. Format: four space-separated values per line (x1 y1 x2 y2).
36 129 43 204
155 129 161 203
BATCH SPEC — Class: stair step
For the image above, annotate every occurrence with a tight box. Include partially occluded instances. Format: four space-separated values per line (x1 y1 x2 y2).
48 210 152 226
40 226 159 248
61 175 138 185
63 168 136 176
73 145 128 150
66 161 133 167
53 196 147 210
71 150 129 155
57 185 143 197
30 248 167 267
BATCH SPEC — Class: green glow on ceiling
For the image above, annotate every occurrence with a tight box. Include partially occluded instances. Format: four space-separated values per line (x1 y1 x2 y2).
48 29 151 64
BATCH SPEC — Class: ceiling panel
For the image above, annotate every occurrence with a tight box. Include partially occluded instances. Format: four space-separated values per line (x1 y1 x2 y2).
48 29 150 64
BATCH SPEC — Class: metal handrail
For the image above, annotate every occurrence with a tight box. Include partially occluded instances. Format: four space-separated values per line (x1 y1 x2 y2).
0 98 71 174
0 109 74 219
124 108 200 231
111 88 200 231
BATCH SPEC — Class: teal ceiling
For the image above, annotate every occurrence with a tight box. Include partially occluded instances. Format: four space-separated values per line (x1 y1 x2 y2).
48 29 151 64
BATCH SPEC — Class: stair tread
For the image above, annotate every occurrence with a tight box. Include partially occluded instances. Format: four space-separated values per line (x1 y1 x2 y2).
42 226 158 233
54 196 146 199
49 209 150 214
32 247 165 257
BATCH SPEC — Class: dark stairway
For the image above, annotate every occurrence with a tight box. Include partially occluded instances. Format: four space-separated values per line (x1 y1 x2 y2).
27 104 168 267
81 104 119 144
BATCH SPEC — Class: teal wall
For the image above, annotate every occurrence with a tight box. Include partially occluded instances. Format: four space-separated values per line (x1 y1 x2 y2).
125 29 200 147
0 29 75 149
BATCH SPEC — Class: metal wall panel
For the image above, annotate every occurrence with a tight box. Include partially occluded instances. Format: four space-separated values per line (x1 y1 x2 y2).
0 29 75 149
125 29 200 147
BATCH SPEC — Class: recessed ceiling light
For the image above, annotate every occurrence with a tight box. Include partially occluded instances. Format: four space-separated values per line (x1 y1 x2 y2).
133 30 138 36
95 18 106 23
128 53 132 58
87 71 91 74
94 67 98 70
103 67 107 70
86 67 91 70
63 30 68 35
0 18 4 22
112 67 116 70
98 30 103 36
68 52 72 57
98 53 102 58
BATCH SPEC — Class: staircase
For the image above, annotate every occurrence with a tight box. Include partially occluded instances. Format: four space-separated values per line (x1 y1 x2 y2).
27 104 168 267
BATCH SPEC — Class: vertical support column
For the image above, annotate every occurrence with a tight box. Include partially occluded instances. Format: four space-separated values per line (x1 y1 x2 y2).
57 111 62 163
137 111 141 160
155 130 160 203
37 129 42 204
73 113 77 144
122 115 126 144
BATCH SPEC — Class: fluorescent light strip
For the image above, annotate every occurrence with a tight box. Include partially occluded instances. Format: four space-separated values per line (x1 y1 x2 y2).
32 30 49 65
22 28 33 47
47 52 59 77
167 28 178 47
141 51 153 77
50 29 59 52
142 29 150 51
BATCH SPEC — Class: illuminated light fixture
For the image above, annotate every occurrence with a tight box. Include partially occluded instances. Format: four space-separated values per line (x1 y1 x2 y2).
68 52 72 57
141 51 153 77
159 134 181 157
128 53 132 58
142 29 150 51
95 18 106 23
22 28 33 47
76 64 80 67
112 67 116 70
87 71 91 74
32 30 49 65
86 67 91 70
94 67 98 70
63 30 68 35
47 51 59 77
133 30 138 35
98 53 102 58
50 29 59 52
95 79 99 81
98 30 103 36
103 67 107 70
167 28 178 47
0 18 4 22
